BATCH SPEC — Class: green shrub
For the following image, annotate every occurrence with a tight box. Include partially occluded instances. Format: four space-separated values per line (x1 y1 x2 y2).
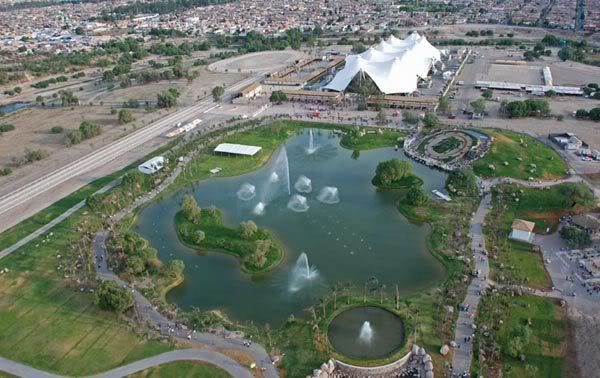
0 124 16 132
0 168 12 176
24 148 48 162
50 126 64 134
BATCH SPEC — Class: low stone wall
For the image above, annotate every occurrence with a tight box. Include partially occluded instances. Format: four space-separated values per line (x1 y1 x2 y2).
310 344 434 378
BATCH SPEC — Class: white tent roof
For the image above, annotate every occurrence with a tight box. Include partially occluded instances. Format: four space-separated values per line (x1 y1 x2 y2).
325 32 441 94
214 143 262 156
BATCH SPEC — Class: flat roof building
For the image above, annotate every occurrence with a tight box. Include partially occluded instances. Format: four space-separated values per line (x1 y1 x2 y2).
214 143 262 156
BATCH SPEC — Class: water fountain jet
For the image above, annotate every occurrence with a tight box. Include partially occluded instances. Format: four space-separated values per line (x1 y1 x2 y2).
252 202 265 216
288 252 318 292
287 194 309 212
237 183 256 201
358 321 373 344
317 186 340 204
294 175 312 193
307 129 318 154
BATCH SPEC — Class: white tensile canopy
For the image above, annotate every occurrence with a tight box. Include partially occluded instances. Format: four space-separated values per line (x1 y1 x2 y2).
324 32 441 95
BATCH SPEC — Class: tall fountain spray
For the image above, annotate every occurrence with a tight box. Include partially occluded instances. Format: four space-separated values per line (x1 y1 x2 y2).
358 321 373 344
289 252 318 292
259 147 291 207
307 129 318 154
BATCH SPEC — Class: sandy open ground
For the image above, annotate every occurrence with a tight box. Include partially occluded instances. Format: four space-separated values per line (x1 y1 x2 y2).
487 64 545 85
208 50 307 73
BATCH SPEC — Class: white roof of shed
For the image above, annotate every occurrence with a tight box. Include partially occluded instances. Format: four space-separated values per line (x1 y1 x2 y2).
214 143 262 156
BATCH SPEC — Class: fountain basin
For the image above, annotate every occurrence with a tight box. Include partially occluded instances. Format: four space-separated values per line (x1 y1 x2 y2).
327 306 404 360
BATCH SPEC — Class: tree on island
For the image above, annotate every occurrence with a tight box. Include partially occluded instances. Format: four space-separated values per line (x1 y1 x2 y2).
193 230 206 244
249 239 271 268
165 259 185 279
372 158 412 187
181 194 201 224
239 220 258 239
94 281 134 313
406 186 428 206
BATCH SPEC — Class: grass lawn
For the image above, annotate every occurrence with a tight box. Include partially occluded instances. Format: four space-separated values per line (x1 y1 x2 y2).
127 360 230 378
0 206 173 375
474 292 569 378
340 128 405 150
473 129 566 180
432 136 462 154
484 182 593 287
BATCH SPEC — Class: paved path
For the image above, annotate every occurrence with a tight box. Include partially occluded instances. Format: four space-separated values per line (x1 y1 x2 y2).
90 349 253 378
92 231 279 378
0 179 120 260
0 349 252 378
0 356 62 378
450 174 588 376
450 179 492 376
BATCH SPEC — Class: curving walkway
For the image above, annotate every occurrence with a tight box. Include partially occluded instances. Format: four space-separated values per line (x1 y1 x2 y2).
90 349 253 378
0 349 252 378
450 174 592 376
93 230 278 377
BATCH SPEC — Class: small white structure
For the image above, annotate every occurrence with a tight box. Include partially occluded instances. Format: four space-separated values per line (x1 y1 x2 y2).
509 219 536 243
214 143 262 156
138 156 165 174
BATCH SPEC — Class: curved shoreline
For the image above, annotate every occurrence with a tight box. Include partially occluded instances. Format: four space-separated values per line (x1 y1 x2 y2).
173 211 286 275
124 121 450 324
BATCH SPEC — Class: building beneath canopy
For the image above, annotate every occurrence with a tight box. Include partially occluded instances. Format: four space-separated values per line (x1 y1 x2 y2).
324 32 442 95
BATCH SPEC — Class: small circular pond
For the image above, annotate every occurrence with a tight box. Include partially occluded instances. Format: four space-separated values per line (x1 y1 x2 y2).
327 306 405 359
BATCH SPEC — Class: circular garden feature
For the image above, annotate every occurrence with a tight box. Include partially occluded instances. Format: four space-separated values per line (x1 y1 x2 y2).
327 306 405 359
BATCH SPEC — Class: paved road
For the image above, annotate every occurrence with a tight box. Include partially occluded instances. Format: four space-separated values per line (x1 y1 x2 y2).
0 73 263 224
0 178 120 260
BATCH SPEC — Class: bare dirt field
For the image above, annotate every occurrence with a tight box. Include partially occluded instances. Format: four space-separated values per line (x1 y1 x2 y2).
549 61 600 86
208 50 307 73
0 65 248 173
487 64 545 85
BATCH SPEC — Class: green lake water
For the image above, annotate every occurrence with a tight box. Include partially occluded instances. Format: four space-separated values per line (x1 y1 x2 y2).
135 129 447 324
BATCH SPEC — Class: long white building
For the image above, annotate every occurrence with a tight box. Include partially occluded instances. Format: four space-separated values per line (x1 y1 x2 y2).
325 32 441 95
